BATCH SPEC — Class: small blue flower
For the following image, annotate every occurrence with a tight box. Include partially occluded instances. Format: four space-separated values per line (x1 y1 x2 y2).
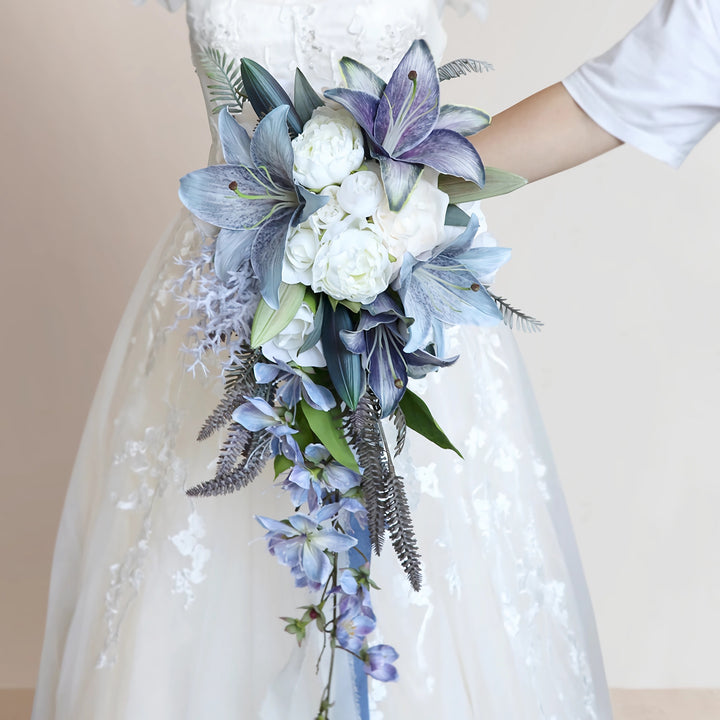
336 595 376 653
256 513 358 586
254 361 335 411
363 644 399 682
232 397 302 463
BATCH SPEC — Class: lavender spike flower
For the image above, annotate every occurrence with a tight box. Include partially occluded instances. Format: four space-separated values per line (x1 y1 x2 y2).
326 40 489 210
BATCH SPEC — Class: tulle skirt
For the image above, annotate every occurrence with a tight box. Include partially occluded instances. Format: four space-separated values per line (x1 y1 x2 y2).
32 211 614 720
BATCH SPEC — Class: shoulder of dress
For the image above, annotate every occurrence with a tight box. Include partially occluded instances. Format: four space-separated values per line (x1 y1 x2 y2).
444 0 488 20
134 0 185 12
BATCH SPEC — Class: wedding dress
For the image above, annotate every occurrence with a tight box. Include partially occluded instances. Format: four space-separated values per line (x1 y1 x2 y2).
31 1 614 718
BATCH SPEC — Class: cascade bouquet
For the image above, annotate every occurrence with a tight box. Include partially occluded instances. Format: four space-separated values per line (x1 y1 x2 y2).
177 39 536 718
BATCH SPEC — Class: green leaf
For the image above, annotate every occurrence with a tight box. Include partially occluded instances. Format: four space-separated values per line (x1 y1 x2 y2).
340 299 362 314
445 204 471 227
399 389 463 458
294 68 324 126
250 282 306 348
438 167 527 203
198 47 246 115
299 400 360 473
274 455 293 476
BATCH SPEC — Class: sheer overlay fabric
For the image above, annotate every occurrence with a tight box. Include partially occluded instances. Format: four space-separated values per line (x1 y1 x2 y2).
32 1 613 717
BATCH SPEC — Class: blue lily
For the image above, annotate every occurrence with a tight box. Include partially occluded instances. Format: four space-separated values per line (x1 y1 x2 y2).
340 296 457 417
254 360 335 411
397 214 512 353
326 40 488 211
179 106 327 308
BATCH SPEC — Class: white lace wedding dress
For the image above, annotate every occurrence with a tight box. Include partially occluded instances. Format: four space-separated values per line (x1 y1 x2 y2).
31 1 614 718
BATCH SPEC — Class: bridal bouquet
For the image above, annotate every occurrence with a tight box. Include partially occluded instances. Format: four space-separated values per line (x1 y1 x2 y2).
177 39 534 718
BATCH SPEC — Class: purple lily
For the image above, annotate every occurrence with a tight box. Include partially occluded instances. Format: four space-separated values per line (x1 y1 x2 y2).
254 360 335 411
256 513 358 586
231 396 302 463
363 644 400 682
179 106 327 308
397 214 512 353
326 40 488 211
340 296 457 417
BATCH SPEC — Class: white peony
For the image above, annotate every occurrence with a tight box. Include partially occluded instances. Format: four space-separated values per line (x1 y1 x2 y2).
337 170 385 218
311 221 393 304
292 107 365 190
373 175 449 265
309 184 347 233
282 224 321 286
261 302 325 367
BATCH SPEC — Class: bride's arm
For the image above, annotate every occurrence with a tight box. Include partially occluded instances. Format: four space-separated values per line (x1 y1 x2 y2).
468 82 622 183
471 0 720 184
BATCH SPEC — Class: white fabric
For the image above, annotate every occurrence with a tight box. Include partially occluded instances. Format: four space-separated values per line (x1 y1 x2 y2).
563 0 720 167
32 1 613 718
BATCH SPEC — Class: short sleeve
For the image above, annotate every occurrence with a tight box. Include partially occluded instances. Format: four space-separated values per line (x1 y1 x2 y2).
562 0 720 167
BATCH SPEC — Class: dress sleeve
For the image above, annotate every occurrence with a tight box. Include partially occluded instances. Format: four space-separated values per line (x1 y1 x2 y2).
444 0 488 20
562 0 720 167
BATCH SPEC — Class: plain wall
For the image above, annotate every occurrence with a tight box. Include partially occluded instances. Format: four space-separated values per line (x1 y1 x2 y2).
2 0 718 689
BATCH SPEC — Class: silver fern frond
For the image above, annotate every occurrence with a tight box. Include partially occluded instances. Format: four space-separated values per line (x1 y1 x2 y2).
198 47 247 115
489 292 544 333
392 407 407 458
437 58 494 82
344 392 422 591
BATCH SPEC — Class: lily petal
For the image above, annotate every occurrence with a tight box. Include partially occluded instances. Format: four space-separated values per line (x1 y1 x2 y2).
435 104 491 136
179 165 277 230
214 228 255 281
453 246 512 279
368 329 407 417
250 106 295 190
250 205 296 309
293 185 329 226
323 88 379 137
397 129 485 187
218 108 253 165
338 56 386 98
378 157 423 212
374 39 439 156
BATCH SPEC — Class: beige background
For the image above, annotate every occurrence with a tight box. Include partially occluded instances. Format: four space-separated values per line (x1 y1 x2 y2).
2 0 719 693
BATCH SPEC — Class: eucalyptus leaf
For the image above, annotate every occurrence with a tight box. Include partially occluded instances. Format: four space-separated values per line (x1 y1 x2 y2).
399 389 463 458
445 204 471 227
250 282 306 348
299 400 360 473
438 167 527 203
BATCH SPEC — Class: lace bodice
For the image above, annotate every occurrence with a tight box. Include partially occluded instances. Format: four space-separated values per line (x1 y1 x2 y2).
141 0 486 128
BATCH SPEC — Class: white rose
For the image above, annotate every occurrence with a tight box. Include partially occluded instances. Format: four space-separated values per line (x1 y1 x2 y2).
337 170 384 218
309 185 347 233
282 224 320 286
261 302 325 367
292 107 365 190
311 222 393 304
373 175 449 262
